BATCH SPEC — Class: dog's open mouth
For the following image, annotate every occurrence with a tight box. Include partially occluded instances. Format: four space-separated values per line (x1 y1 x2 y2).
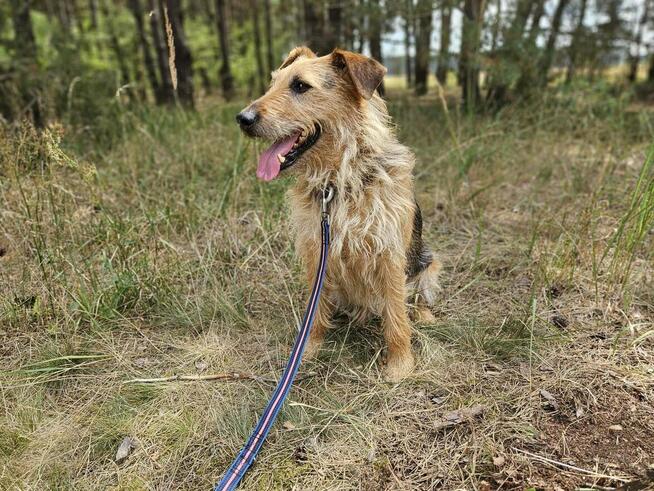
256 123 322 181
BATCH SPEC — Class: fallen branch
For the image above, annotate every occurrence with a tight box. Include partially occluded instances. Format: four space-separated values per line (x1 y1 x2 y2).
511 447 632 483
123 371 317 385
124 372 269 384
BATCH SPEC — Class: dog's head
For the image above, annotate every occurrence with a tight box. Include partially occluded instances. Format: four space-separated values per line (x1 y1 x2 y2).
236 47 386 181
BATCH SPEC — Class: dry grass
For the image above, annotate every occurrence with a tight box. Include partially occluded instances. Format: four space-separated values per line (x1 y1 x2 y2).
1 88 653 490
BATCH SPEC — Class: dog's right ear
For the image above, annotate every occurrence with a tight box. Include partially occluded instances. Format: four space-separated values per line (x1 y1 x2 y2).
279 46 317 70
331 49 387 100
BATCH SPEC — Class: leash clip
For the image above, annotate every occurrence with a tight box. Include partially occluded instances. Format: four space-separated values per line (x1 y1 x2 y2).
322 186 334 218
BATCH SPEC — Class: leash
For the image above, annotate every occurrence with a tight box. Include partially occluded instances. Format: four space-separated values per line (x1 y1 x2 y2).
214 186 334 491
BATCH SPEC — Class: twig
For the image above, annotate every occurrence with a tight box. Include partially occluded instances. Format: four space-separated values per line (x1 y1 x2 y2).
123 372 269 384
511 447 631 483
123 371 317 385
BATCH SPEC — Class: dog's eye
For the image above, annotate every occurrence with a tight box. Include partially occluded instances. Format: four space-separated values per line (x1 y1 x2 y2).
291 79 311 94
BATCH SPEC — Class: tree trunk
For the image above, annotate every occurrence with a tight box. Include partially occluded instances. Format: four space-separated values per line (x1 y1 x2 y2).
649 52 654 82
538 0 570 87
163 0 195 107
149 0 176 103
251 0 266 94
8 0 44 126
88 0 98 28
489 0 501 52
403 0 413 88
485 0 532 109
10 0 38 61
369 0 385 96
128 0 162 103
628 0 649 83
514 0 547 95
215 0 234 100
304 0 328 54
526 0 545 46
325 2 343 52
357 0 366 52
100 0 131 91
344 0 356 50
460 0 486 110
263 0 275 73
436 0 452 86
414 0 433 96
565 0 587 83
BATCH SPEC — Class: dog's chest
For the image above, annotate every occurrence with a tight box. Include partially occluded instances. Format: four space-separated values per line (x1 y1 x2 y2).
291 190 412 310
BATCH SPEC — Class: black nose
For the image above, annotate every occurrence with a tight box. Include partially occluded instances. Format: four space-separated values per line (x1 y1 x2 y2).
236 109 259 129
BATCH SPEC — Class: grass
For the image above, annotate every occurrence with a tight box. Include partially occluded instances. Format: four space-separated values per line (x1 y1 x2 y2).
1 86 653 490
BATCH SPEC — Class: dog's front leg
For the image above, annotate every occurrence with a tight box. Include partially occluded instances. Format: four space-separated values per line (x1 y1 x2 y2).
378 257 415 382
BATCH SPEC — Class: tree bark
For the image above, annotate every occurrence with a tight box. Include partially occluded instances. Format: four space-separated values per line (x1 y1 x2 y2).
128 0 162 103
436 0 452 85
538 0 570 87
88 0 98 29
304 0 328 54
10 0 38 61
358 0 366 53
369 0 385 95
414 0 433 96
162 0 195 107
565 0 587 83
8 0 44 126
628 0 649 83
215 0 234 99
526 0 545 46
100 0 131 91
263 0 275 73
251 0 266 94
460 0 486 110
149 0 176 103
325 2 343 52
403 0 414 87
649 52 654 82
489 0 501 52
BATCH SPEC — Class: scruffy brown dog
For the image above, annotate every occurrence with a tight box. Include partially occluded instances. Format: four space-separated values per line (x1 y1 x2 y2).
236 47 440 381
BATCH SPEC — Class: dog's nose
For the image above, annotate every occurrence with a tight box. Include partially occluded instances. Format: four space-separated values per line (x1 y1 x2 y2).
236 108 259 129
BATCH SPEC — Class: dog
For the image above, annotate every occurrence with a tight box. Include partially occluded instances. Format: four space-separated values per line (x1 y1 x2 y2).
236 47 440 381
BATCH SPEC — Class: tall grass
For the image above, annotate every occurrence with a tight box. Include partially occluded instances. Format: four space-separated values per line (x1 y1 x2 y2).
1 88 653 489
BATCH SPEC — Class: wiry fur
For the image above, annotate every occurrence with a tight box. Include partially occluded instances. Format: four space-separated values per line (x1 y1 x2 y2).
238 47 440 381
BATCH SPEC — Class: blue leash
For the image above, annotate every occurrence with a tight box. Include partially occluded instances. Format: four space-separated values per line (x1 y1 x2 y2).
214 187 334 491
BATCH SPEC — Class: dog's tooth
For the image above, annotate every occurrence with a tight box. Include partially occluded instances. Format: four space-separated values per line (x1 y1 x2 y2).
277 153 285 164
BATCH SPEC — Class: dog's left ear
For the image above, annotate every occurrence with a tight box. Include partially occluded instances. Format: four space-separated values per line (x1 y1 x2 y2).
331 49 387 100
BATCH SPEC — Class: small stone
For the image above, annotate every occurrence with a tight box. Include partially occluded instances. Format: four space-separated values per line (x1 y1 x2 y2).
195 360 208 372
539 389 559 410
550 314 568 329
115 436 135 463
282 421 296 431
493 455 505 467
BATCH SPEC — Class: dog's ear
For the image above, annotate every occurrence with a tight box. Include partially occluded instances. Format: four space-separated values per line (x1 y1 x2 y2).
331 49 387 100
279 46 317 69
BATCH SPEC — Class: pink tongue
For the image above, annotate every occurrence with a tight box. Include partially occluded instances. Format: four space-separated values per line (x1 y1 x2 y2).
257 133 300 181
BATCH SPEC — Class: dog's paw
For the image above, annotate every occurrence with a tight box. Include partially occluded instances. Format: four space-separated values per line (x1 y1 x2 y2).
383 352 415 383
414 307 436 324
303 337 322 360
